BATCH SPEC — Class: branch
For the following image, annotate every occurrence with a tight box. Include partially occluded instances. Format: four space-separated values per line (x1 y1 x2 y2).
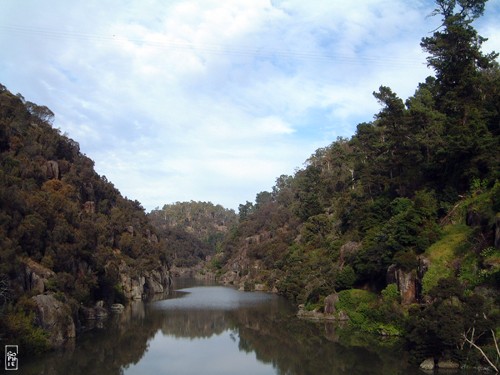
462 333 499 373
492 329 500 360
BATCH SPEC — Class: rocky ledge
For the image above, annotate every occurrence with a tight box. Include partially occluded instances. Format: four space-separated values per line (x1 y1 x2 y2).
23 259 171 349
297 293 350 322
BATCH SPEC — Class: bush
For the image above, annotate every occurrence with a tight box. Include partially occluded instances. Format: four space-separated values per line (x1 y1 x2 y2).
336 288 404 335
393 250 419 271
0 308 50 354
336 265 357 290
381 283 400 304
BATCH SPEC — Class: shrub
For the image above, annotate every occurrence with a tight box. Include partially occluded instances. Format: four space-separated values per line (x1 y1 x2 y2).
0 308 50 354
381 283 400 304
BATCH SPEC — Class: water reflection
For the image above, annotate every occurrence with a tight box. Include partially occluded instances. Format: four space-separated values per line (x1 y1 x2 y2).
21 279 421 375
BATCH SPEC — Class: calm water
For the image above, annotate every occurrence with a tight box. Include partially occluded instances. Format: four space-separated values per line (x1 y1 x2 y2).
20 279 421 375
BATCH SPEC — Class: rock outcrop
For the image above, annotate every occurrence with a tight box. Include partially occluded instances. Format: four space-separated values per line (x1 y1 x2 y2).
437 359 460 369
118 262 170 300
20 259 55 294
387 258 429 305
32 294 75 347
297 293 349 321
387 265 418 305
45 160 60 179
324 293 339 314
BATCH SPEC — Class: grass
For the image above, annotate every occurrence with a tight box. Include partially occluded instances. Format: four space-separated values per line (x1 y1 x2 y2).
422 224 472 294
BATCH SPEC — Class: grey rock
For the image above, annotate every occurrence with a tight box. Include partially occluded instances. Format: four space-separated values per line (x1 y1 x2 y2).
438 359 460 369
32 294 75 347
324 293 339 315
420 358 435 371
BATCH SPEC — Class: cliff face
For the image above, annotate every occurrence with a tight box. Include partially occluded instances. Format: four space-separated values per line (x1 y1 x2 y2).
0 85 171 351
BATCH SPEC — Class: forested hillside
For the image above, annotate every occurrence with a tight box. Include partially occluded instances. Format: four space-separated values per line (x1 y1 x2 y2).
0 86 171 352
215 1 500 368
1 0 499 369
149 201 237 268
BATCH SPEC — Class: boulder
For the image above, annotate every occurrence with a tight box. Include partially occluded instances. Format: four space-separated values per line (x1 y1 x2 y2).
22 259 55 294
420 358 435 371
32 294 75 347
324 293 339 315
438 359 460 369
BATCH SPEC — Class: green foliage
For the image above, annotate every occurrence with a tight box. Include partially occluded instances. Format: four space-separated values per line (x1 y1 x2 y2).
381 283 400 304
1 307 50 354
336 265 357 290
393 250 419 272
3 0 500 362
335 289 404 336
422 224 471 294
337 289 377 312
149 201 237 267
208 3 500 367
407 276 498 365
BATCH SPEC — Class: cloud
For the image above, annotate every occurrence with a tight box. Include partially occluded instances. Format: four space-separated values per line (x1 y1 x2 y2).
1 0 498 211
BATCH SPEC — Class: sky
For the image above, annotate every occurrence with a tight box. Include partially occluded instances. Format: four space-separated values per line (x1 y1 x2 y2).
1 1 499 212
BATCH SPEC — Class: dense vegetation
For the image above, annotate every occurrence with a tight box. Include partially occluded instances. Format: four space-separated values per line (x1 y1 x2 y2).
149 201 237 267
0 0 498 370
215 0 499 368
0 85 171 352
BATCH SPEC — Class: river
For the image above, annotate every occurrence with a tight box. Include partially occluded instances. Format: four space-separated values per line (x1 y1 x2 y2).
20 278 421 374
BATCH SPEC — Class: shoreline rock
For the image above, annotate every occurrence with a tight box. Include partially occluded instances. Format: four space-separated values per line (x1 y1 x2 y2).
296 304 350 321
32 294 76 348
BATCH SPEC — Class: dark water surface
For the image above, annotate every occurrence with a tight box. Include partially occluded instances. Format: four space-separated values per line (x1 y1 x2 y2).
20 279 422 375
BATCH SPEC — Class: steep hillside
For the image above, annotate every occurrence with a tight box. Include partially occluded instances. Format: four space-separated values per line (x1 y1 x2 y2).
215 1 500 369
0 85 170 352
149 201 237 269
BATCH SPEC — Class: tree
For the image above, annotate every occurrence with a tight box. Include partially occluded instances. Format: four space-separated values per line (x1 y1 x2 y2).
25 102 55 125
238 201 254 221
421 0 496 109
421 0 499 191
255 191 273 209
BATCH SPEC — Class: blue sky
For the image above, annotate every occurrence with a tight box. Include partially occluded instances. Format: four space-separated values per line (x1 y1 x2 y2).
1 0 499 211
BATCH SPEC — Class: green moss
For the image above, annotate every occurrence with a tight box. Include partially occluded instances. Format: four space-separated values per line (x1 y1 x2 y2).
422 224 472 294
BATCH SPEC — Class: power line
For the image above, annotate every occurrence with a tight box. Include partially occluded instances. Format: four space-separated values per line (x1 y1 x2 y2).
0 24 425 68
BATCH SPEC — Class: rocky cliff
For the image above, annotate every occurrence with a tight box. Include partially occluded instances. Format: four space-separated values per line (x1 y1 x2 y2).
0 85 172 352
